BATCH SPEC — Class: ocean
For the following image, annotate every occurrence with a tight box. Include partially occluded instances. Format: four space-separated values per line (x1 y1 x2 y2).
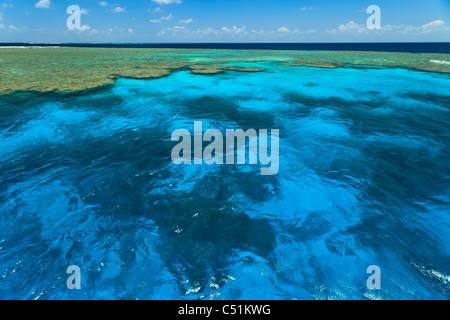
2 42 450 53
0 47 449 300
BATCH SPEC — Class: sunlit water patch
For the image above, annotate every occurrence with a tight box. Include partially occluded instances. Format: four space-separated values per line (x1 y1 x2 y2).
0 63 449 299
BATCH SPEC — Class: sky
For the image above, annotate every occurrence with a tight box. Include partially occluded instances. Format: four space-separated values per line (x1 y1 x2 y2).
0 0 449 43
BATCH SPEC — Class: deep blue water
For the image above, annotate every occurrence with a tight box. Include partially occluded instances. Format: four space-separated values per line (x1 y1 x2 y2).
0 62 449 299
2 42 450 53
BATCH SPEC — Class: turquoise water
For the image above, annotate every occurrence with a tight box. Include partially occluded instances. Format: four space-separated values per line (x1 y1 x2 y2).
0 62 449 299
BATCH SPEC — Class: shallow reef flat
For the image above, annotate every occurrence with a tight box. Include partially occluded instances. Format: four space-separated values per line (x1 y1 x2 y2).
0 47 449 93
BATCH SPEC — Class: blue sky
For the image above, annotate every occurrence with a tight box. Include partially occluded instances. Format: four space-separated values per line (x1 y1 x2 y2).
0 0 449 42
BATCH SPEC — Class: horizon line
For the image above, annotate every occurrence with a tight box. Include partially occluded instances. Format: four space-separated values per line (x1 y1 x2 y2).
1 41 450 45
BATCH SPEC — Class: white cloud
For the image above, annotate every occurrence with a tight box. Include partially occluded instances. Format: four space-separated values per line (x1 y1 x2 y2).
327 19 450 37
251 29 265 35
327 21 368 35
419 20 450 34
221 26 246 34
79 25 91 32
99 1 107 6
179 18 193 24
34 0 50 9
81 8 89 15
157 25 247 38
0 24 4 29
152 0 181 5
113 6 126 13
88 27 120 35
338 21 364 32
2 3 13 8
277 27 290 33
153 19 450 42
8 24 20 31
422 20 445 28
128 28 134 33
150 13 173 23
0 12 3 21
